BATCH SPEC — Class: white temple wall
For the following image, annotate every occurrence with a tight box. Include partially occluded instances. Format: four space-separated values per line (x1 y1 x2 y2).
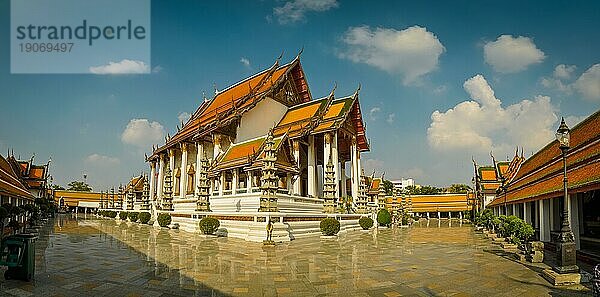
236 97 288 142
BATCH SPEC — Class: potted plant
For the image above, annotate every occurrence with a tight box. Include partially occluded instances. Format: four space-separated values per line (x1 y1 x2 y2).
199 217 220 235
157 213 171 228
359 217 373 230
320 218 340 236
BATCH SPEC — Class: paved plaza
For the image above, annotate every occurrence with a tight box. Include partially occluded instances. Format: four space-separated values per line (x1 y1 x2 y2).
0 215 593 296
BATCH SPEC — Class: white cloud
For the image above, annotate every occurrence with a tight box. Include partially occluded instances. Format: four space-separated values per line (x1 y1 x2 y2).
553 64 576 80
84 154 120 166
177 112 191 123
386 113 396 124
89 59 150 74
428 74 559 155
362 158 384 175
541 64 577 93
368 107 381 121
338 25 445 85
483 35 545 73
240 57 251 68
273 0 338 24
121 119 165 149
573 64 600 102
564 115 587 128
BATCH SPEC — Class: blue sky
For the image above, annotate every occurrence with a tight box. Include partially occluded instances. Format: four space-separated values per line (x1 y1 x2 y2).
0 0 599 190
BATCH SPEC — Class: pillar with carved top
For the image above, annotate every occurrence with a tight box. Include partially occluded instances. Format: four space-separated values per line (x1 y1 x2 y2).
180 143 188 198
292 140 301 195
307 135 316 198
195 142 204 196
149 161 156 201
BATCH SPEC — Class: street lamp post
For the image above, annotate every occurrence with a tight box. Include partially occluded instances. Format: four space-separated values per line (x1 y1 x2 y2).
554 117 579 274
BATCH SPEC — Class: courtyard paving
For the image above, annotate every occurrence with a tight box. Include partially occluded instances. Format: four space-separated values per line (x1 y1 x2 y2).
0 214 593 296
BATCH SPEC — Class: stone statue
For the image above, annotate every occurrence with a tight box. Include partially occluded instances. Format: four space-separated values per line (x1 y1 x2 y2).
266 219 273 241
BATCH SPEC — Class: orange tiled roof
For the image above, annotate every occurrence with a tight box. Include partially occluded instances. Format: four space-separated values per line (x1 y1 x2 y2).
406 194 470 212
480 167 497 181
0 155 34 199
152 57 311 158
489 110 600 206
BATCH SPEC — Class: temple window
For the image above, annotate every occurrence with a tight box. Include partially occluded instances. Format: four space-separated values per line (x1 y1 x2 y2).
238 169 247 189
224 171 233 191
252 171 261 187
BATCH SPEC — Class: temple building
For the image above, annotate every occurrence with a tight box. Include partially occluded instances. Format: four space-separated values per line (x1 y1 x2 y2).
487 110 600 257
54 190 103 213
0 152 50 206
139 54 370 240
473 151 525 208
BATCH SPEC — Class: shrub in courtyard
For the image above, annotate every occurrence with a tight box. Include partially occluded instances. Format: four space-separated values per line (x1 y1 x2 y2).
157 213 171 227
359 217 373 230
199 217 220 235
139 212 151 224
128 212 139 222
320 218 340 236
119 212 128 220
377 209 391 227
107 211 117 218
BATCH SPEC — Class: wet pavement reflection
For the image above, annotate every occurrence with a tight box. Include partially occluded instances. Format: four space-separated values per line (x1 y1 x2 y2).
0 215 592 296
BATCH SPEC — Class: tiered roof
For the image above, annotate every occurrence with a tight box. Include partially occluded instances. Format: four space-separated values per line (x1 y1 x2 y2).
489 111 600 207
0 154 34 199
151 55 311 159
211 134 297 173
474 151 524 194
125 174 145 192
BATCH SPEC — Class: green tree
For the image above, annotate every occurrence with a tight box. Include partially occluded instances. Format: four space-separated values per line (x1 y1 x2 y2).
67 181 92 192
445 184 472 193
382 180 394 195
406 185 442 195
52 184 65 190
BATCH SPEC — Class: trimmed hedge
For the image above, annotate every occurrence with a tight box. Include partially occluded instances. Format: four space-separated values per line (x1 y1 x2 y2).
359 217 373 230
107 211 117 218
119 211 128 220
157 213 171 227
320 218 340 236
199 217 220 235
128 212 139 222
139 212 151 224
475 211 535 244
377 209 391 227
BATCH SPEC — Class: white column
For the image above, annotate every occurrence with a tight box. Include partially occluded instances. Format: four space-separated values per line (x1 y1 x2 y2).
219 173 224 196
213 134 221 159
292 140 301 195
332 131 339 199
232 168 238 194
180 143 188 198
149 161 156 201
195 142 204 196
539 199 550 242
340 161 346 198
568 194 580 250
246 170 252 190
448 212 452 219
350 137 359 203
512 204 517 217
307 135 316 198
158 154 165 199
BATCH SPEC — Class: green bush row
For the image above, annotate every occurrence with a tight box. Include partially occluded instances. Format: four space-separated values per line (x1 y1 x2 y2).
98 210 117 218
474 210 534 244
